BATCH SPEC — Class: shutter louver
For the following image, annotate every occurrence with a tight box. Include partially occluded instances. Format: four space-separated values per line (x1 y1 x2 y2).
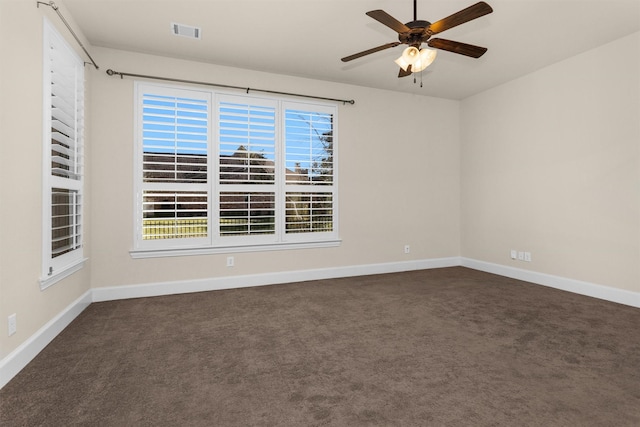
142 191 208 240
285 110 333 185
219 192 276 236
50 40 82 181
285 192 333 233
142 94 208 183
219 102 276 185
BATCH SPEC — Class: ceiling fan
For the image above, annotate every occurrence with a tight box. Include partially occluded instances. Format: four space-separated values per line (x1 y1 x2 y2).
341 1 493 77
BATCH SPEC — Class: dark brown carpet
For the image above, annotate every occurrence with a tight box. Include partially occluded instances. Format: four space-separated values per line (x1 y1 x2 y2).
2 267 639 426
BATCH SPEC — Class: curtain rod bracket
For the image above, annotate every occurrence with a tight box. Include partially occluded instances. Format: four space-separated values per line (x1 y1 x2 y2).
36 0 99 70
106 69 355 105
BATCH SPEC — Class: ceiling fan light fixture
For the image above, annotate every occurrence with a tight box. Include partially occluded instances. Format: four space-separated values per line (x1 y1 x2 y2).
394 56 410 71
402 46 420 61
394 46 420 71
395 46 437 73
342 1 493 79
412 48 437 73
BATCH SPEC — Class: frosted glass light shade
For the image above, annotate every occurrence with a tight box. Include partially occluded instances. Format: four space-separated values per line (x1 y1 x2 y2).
412 48 437 73
394 46 420 71
394 47 437 73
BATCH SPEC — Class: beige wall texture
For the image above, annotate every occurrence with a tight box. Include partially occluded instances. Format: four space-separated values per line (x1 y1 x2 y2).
88 47 461 289
0 0 92 360
461 32 640 292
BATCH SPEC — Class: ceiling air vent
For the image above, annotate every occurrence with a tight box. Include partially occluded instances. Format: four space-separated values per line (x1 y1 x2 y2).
171 22 201 39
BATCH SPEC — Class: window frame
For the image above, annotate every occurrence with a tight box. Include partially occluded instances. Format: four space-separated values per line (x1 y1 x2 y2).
131 82 340 258
134 85 213 252
40 18 86 289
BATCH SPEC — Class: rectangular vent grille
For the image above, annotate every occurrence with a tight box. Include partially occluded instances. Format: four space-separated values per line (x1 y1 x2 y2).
171 23 201 39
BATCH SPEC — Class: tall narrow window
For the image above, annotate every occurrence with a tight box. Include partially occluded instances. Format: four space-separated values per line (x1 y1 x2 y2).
41 20 85 288
135 85 212 250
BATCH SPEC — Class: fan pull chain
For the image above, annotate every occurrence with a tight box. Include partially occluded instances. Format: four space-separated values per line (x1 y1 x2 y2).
413 71 423 87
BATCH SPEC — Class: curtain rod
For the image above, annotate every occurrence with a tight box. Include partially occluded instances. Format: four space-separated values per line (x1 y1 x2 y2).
37 1 99 69
106 69 356 105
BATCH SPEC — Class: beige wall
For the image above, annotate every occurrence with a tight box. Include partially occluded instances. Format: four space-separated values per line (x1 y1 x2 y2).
0 0 92 359
89 47 461 289
461 32 640 292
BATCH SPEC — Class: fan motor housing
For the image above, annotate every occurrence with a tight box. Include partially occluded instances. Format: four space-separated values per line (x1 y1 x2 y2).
399 20 431 45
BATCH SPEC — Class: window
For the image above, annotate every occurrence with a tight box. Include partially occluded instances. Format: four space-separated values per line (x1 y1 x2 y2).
133 83 339 256
41 19 86 288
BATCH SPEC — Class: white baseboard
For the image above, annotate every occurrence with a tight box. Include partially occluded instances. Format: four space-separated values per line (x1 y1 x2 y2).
92 257 461 302
461 258 640 308
0 290 92 389
3 256 638 390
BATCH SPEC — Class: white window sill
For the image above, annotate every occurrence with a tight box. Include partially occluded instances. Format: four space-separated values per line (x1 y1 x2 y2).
39 257 88 291
130 239 342 259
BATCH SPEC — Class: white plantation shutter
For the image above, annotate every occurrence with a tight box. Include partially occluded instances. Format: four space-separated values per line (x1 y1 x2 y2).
219 99 276 185
219 192 276 236
50 189 82 257
283 104 336 236
136 84 212 249
142 94 208 184
42 20 85 287
133 87 338 255
217 95 277 241
284 108 333 185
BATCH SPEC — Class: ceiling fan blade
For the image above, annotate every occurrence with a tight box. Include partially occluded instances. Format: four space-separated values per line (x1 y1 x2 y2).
427 1 493 35
341 42 401 62
398 65 412 78
427 38 488 58
366 10 411 34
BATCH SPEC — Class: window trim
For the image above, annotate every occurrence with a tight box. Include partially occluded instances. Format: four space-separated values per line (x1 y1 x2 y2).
130 239 342 259
131 82 340 258
40 18 86 289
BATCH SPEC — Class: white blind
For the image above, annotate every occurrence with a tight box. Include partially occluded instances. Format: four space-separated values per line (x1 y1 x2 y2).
49 37 83 181
137 86 211 245
219 101 276 185
142 190 208 240
51 189 81 256
134 85 338 251
285 192 333 233
219 192 276 236
46 23 84 263
284 109 333 185
142 94 208 183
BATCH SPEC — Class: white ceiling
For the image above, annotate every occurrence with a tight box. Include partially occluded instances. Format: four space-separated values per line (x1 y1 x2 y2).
63 0 640 100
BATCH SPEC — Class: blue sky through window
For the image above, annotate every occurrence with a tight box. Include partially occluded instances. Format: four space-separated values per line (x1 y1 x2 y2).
143 95 208 155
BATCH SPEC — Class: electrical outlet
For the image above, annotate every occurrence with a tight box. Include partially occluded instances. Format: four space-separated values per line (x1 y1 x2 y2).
518 251 524 261
510 249 517 260
8 314 16 336
524 252 532 262
404 245 410 254
226 256 234 267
